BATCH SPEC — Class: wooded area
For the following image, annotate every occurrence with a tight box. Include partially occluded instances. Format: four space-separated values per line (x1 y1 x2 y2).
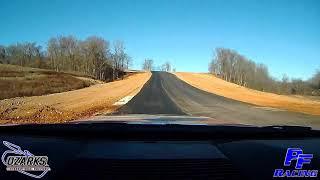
142 59 172 72
0 36 131 81
209 48 320 96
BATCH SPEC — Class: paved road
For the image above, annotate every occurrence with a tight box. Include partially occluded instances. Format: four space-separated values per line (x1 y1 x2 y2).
116 72 185 115
117 72 320 127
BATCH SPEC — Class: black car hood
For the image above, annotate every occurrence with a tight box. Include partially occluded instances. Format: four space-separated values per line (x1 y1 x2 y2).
72 114 252 127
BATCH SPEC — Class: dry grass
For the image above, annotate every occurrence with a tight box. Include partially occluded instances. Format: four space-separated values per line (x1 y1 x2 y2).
0 64 99 100
175 72 320 116
0 71 151 124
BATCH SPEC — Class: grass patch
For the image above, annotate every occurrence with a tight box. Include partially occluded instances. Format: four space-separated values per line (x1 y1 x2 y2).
0 64 95 100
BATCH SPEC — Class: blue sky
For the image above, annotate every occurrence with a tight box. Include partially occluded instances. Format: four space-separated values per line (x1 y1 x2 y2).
0 0 319 80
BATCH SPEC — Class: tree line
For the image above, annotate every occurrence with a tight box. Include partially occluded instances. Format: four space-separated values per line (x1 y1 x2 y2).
0 35 131 81
142 59 172 72
209 48 320 96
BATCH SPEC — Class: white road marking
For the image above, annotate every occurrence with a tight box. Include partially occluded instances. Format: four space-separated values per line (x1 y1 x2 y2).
113 96 134 105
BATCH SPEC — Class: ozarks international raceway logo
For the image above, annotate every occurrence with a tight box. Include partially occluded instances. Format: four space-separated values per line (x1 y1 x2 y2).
1 141 50 178
274 148 318 178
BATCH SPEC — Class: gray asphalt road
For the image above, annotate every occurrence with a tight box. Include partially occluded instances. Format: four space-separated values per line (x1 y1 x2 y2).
117 72 320 127
116 72 185 115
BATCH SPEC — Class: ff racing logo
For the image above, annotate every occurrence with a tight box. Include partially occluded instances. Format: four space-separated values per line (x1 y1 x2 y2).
274 148 318 178
1 141 51 178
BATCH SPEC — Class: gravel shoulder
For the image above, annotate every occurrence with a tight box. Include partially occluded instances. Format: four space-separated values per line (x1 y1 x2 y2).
0 72 151 124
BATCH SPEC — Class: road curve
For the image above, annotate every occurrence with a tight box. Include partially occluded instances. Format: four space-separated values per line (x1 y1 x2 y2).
117 72 320 127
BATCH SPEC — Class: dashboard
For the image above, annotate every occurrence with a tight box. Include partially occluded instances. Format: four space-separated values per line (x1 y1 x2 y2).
0 123 319 179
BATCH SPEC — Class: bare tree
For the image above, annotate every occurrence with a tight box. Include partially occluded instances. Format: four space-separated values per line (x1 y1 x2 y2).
309 70 320 95
47 37 60 71
164 61 171 72
142 59 153 71
111 40 132 79
0 45 6 63
82 36 111 80
280 74 290 94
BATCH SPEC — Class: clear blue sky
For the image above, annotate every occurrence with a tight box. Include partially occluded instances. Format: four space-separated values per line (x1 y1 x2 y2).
0 0 319 80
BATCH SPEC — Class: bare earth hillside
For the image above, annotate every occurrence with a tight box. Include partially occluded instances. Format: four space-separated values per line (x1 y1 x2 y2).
175 72 320 116
0 72 151 124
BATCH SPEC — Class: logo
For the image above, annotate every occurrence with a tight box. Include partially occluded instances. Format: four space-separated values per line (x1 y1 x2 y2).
1 141 50 178
274 148 318 178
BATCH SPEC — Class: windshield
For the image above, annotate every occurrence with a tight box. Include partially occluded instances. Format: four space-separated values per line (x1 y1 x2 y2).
0 0 319 128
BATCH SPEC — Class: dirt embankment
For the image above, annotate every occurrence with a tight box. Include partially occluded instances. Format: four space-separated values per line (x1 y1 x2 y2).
175 72 320 116
0 72 151 124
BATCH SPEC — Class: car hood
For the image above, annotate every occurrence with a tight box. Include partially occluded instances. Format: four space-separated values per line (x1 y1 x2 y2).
71 114 252 126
